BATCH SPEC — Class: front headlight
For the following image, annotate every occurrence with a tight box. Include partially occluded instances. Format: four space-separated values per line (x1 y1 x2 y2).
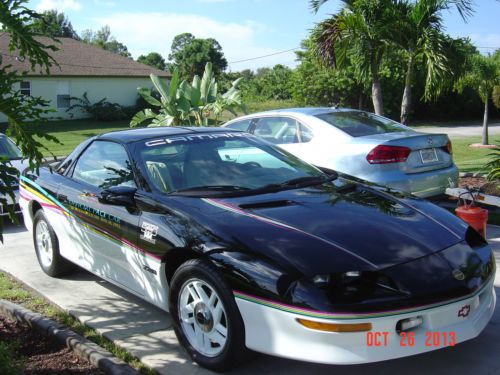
309 271 408 304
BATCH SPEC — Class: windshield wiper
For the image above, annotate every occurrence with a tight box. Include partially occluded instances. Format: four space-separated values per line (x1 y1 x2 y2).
260 174 337 191
170 185 251 195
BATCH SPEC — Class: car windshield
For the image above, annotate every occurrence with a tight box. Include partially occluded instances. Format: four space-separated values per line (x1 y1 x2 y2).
0 136 22 160
316 111 410 137
135 133 326 196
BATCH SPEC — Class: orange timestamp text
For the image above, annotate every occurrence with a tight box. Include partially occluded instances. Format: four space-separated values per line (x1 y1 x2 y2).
366 331 456 347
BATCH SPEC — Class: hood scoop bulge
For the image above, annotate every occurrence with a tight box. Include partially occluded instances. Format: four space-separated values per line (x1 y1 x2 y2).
239 199 295 210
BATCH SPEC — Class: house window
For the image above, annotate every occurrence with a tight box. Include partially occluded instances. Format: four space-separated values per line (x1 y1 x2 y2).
57 81 71 109
20 81 31 96
57 95 71 109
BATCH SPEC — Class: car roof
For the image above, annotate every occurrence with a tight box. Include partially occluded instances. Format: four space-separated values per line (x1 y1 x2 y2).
224 107 361 123
96 126 241 143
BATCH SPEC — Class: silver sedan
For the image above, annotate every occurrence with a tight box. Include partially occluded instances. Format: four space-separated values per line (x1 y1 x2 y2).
223 108 458 198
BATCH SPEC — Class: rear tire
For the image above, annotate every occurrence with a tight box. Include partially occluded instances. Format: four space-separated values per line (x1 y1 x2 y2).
169 259 249 372
33 210 73 277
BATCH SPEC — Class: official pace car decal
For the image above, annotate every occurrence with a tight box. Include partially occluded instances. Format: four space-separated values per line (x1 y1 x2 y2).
140 222 159 244
19 176 161 262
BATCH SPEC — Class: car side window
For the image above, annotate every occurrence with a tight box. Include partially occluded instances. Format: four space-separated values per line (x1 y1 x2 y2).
72 141 136 190
253 117 299 145
225 119 252 132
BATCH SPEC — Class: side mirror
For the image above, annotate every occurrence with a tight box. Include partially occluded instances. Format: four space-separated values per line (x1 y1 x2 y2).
100 186 137 206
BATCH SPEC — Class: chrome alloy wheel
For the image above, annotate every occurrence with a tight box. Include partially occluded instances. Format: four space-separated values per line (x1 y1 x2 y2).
179 279 228 357
35 220 53 268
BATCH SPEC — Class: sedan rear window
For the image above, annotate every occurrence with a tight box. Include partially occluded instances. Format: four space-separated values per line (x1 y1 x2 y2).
316 111 409 137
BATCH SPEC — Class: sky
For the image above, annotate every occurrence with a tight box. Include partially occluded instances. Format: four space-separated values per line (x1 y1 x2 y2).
28 0 500 71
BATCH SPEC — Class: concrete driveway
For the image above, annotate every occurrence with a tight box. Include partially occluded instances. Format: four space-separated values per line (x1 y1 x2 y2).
413 123 500 138
1 221 499 375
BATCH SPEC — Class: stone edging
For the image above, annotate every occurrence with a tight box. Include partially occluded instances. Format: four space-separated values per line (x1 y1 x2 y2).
459 172 486 178
0 299 139 375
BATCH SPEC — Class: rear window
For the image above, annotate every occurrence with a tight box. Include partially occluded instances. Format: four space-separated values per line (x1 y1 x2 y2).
316 111 409 137
225 119 252 132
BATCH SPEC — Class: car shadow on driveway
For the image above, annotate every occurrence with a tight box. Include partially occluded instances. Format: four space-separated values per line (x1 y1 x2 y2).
2 219 28 234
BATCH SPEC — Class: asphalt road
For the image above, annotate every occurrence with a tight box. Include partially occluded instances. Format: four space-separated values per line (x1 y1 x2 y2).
1 221 499 375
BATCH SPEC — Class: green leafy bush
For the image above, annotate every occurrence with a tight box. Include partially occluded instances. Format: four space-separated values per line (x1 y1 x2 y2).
67 92 130 121
485 147 500 181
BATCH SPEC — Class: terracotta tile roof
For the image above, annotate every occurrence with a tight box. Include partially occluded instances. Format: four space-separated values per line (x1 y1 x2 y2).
0 32 170 77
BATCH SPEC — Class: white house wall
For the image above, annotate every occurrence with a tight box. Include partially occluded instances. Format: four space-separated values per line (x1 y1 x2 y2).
0 76 161 122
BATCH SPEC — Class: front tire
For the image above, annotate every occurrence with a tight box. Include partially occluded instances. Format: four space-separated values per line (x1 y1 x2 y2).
33 210 73 277
169 259 249 371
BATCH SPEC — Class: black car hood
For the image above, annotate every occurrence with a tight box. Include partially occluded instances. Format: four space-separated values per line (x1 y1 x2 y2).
168 181 467 277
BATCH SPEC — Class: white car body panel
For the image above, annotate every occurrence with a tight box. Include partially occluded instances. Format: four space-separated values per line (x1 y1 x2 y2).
235 278 496 364
19 178 171 312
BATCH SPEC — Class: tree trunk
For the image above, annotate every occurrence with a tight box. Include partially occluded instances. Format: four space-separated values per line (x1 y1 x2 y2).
371 71 384 116
358 90 364 110
400 55 414 125
482 94 489 145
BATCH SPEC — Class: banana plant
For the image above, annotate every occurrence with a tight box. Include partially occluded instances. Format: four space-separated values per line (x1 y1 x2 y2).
181 62 246 126
130 69 191 127
131 63 246 127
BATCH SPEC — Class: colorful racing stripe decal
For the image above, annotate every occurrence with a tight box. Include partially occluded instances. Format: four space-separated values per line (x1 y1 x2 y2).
203 198 377 268
20 176 161 262
233 283 490 320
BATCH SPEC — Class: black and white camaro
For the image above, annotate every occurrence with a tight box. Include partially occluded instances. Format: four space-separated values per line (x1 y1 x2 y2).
20 127 496 371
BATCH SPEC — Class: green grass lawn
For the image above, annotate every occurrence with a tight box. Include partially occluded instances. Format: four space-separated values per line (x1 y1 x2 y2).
0 119 131 157
450 136 493 173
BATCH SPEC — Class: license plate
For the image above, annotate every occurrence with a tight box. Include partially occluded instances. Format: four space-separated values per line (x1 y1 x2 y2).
420 148 438 164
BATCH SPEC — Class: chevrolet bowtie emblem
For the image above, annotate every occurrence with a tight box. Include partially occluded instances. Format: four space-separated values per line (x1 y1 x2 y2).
458 305 471 318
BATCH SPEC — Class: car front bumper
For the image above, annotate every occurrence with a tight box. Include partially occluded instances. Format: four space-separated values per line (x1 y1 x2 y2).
234 277 496 365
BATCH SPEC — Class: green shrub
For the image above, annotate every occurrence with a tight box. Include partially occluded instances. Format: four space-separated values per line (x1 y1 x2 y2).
67 92 130 121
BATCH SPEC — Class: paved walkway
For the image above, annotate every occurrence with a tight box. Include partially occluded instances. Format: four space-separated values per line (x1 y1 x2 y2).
413 123 500 138
1 222 499 375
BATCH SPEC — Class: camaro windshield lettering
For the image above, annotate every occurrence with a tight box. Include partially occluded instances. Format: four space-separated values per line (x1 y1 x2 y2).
145 132 251 147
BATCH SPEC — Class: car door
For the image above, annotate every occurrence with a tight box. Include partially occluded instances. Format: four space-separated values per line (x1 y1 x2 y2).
59 140 145 295
251 117 308 157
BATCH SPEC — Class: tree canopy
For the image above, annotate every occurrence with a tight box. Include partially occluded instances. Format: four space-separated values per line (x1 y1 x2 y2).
29 10 78 39
168 33 227 80
456 53 500 144
81 26 131 58
137 52 166 71
0 0 60 237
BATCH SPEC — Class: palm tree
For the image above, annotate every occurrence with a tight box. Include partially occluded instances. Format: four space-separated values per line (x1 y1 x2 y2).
456 53 500 145
394 0 473 124
311 0 396 115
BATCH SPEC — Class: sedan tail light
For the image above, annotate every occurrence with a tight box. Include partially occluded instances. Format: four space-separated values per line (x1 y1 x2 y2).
443 139 453 155
366 145 411 164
